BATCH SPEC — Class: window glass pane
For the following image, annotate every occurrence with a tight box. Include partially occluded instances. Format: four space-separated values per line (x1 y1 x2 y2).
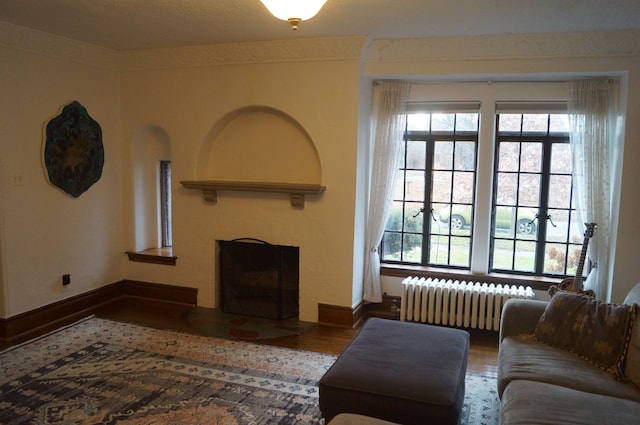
160 160 172 247
382 232 401 261
495 173 517 205
515 207 538 237
456 113 479 132
404 203 424 233
449 206 472 236
405 170 425 201
550 143 571 174
454 141 476 171
432 203 450 235
546 209 570 242
548 175 572 208
492 239 514 269
450 236 471 267
431 170 452 203
513 241 536 272
497 142 520 172
544 243 568 274
549 114 569 132
569 210 583 244
432 113 455 132
522 114 549 132
520 142 542 172
430 235 450 265
403 233 422 262
518 173 541 206
452 172 474 204
385 202 404 231
406 141 426 169
392 170 405 199
434 141 453 170
498 114 521 132
407 113 430 131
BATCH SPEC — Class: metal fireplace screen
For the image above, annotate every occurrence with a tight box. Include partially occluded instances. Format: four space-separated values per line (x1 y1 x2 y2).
219 238 299 320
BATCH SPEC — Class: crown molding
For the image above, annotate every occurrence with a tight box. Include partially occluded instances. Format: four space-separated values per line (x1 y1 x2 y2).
0 22 121 71
366 30 640 65
121 36 368 71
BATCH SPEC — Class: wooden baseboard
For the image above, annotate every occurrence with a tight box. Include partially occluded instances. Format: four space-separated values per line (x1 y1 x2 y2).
318 301 365 328
0 280 197 346
318 294 405 328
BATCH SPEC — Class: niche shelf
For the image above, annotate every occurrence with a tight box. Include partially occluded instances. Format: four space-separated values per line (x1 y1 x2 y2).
180 180 326 208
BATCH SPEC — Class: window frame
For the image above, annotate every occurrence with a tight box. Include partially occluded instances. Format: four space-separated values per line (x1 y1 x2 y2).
381 105 480 269
378 81 578 286
490 112 580 278
159 160 172 248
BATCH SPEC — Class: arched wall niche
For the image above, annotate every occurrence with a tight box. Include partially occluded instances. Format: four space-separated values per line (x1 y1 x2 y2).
196 106 322 185
132 125 171 251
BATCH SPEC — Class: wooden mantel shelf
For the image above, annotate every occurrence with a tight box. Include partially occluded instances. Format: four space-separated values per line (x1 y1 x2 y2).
180 180 326 208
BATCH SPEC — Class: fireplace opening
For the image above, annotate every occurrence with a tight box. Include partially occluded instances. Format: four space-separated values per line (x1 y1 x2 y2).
218 238 299 320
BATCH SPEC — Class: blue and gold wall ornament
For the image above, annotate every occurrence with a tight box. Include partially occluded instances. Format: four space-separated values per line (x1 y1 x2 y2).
44 101 104 197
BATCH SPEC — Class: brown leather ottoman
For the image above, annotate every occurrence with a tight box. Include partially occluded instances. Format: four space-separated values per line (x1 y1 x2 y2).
319 318 469 425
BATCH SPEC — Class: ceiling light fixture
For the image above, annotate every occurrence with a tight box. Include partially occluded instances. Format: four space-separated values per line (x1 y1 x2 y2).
260 0 328 30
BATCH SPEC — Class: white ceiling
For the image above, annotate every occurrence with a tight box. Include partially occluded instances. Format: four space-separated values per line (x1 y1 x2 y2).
1 0 639 51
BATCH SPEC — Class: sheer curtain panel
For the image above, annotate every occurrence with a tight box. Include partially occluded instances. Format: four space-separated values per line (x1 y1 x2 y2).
567 79 615 301
363 81 410 302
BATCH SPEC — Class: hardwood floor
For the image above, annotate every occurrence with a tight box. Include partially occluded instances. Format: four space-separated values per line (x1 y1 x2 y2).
93 299 498 377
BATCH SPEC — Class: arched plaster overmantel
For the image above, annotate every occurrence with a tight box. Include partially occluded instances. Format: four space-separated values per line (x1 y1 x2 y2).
187 106 325 207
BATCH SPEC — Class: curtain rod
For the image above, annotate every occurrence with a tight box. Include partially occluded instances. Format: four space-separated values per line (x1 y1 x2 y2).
373 78 616 86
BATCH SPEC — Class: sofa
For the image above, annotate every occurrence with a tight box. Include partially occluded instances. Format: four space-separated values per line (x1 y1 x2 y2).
498 283 640 424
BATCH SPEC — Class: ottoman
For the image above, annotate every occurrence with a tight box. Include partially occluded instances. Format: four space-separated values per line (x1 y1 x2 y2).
319 318 470 425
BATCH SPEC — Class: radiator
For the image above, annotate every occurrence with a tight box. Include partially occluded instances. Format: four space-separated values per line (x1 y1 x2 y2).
400 276 535 331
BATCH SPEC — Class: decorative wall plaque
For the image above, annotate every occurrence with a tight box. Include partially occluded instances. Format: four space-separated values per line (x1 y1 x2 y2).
44 101 104 197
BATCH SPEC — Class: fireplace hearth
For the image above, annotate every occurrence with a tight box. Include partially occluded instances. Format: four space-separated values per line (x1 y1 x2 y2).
218 238 299 320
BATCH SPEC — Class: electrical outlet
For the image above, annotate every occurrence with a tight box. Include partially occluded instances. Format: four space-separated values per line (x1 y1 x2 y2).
12 174 24 186
62 274 71 286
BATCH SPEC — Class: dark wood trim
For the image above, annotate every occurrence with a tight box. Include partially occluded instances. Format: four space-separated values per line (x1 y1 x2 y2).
0 280 197 347
122 280 197 305
318 301 365 328
126 248 177 266
381 264 559 291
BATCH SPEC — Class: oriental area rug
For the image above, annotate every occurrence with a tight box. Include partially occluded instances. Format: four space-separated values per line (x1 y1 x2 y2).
0 317 499 425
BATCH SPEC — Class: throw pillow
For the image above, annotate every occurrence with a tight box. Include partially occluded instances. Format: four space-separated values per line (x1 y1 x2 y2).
623 283 640 389
534 291 637 379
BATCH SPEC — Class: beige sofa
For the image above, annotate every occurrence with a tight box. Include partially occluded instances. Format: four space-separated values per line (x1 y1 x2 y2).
498 283 640 424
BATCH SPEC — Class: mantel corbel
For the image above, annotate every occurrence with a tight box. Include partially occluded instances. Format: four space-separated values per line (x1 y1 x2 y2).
180 180 326 208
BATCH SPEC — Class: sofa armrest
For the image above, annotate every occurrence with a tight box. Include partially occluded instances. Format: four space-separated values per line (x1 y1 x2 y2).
499 298 548 343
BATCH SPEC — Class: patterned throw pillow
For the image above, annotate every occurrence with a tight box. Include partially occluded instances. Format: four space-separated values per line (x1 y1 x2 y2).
534 291 637 379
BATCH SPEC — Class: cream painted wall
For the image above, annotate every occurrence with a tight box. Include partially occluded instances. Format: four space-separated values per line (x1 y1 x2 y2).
2 24 639 323
120 53 362 322
0 34 123 317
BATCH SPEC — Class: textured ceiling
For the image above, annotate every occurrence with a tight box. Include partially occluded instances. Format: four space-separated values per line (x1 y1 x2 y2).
1 0 639 51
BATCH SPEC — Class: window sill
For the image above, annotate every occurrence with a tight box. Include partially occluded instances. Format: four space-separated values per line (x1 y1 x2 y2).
126 247 176 266
380 263 561 291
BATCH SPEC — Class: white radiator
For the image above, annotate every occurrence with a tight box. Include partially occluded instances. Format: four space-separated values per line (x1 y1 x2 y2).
400 276 535 331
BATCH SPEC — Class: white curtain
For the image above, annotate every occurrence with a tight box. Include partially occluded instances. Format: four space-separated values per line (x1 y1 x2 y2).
363 81 410 303
567 79 614 300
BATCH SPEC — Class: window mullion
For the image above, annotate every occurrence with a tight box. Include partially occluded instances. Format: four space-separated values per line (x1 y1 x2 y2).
535 141 552 274
422 138 435 264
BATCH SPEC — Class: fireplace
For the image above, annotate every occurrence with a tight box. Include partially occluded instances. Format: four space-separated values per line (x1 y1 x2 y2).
218 238 299 320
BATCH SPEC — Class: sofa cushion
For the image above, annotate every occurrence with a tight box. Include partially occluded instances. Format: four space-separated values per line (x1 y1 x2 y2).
498 336 640 402
534 291 636 378
623 282 640 389
500 380 640 425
